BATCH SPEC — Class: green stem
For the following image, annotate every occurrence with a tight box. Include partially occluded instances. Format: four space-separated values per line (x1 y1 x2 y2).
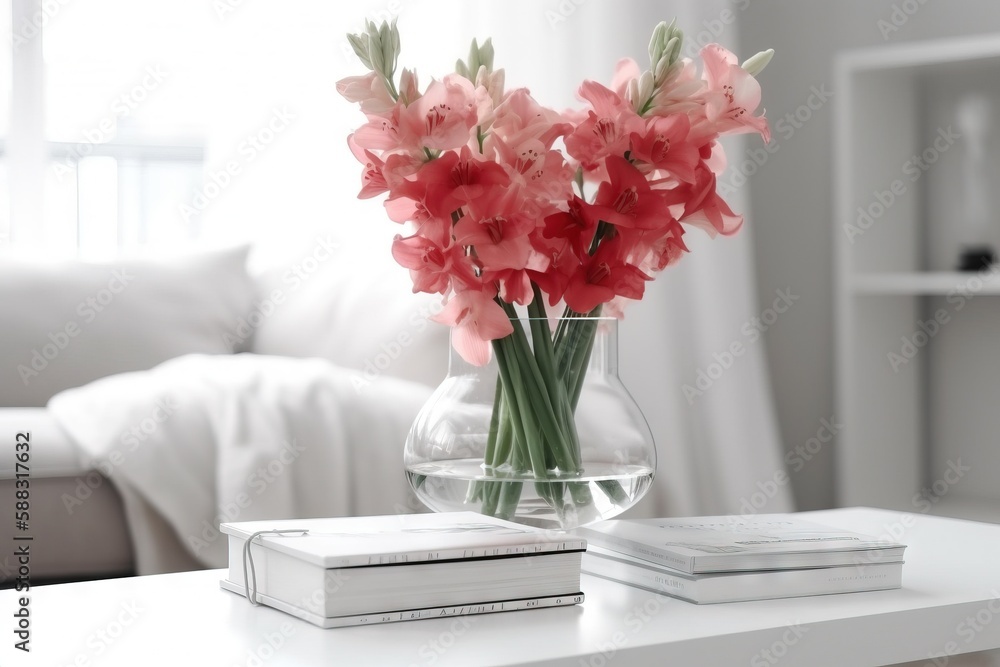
482 376 503 468
469 376 504 505
493 337 548 480
496 426 526 520
501 312 577 476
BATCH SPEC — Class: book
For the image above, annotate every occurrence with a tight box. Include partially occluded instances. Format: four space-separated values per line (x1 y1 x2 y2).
220 512 586 627
583 545 903 604
220 579 583 628
577 514 905 574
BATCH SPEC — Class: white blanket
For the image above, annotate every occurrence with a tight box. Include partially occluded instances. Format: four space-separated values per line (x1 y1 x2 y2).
48 354 432 573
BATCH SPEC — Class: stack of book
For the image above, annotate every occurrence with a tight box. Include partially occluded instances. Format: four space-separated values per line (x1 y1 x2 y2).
577 515 906 604
220 512 585 627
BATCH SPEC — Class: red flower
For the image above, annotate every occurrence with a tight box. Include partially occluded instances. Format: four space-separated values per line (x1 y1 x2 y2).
680 166 743 237
527 234 580 306
413 147 510 211
563 236 650 313
629 114 700 184
455 189 536 271
588 156 671 231
544 196 599 259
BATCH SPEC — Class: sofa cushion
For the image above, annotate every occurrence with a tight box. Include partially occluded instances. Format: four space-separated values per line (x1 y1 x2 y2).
0 408 135 583
250 238 449 389
0 246 255 407
0 408 85 478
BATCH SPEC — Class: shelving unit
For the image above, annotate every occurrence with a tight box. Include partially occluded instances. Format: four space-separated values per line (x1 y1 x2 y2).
834 35 1000 523
852 271 1000 295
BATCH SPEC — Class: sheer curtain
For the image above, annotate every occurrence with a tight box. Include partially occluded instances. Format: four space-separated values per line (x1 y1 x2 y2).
460 0 792 517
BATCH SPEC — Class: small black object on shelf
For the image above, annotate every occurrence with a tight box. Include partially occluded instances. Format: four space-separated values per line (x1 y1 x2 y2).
957 245 997 272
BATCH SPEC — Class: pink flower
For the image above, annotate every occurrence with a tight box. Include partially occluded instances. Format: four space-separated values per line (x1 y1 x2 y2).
564 81 643 171
629 114 700 184
646 59 705 116
336 72 395 115
383 177 455 244
488 89 575 201
618 219 689 275
610 58 641 99
699 44 770 142
342 24 772 331
493 269 534 306
398 69 422 106
432 288 514 366
473 68 507 131
349 140 389 199
493 138 574 205
401 74 480 151
490 89 571 151
352 104 409 152
391 234 477 295
455 189 535 271
348 136 421 199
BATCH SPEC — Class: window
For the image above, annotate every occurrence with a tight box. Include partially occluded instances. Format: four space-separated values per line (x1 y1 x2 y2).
3 0 206 256
2 0 477 260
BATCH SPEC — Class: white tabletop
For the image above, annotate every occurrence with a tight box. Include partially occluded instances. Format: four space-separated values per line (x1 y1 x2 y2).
3 507 1000 667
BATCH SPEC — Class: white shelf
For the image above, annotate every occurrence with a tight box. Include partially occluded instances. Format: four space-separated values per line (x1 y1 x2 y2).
835 34 1000 513
852 270 1000 295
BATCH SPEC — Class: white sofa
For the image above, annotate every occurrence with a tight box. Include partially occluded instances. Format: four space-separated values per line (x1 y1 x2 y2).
0 243 448 585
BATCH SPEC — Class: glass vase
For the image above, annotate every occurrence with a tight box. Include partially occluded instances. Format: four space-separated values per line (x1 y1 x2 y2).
404 316 656 530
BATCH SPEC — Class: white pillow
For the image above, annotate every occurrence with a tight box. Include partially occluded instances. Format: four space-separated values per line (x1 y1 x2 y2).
250 237 449 390
0 246 255 407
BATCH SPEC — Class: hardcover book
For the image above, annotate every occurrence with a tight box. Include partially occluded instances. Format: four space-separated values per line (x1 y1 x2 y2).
583 546 903 604
220 512 586 627
577 515 905 574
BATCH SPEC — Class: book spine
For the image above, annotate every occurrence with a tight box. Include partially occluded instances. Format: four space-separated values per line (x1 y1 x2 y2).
585 534 693 572
583 555 696 602
584 554 903 604
323 593 586 628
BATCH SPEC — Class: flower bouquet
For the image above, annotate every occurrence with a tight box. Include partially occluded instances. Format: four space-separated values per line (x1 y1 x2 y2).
339 19 772 527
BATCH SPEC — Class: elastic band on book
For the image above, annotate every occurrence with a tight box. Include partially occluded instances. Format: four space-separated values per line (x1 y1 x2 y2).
243 529 309 606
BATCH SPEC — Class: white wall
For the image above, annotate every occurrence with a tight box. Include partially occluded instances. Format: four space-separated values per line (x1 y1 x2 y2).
739 0 1000 509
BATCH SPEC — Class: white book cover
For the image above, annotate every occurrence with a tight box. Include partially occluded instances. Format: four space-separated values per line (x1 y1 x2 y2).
222 511 586 568
577 514 905 573
583 547 903 604
222 512 586 622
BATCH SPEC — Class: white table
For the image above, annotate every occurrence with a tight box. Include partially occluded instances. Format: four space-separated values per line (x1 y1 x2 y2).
3 508 1000 667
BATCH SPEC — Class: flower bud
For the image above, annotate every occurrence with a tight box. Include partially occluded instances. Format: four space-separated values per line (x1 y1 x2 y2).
399 68 420 105
479 38 495 72
368 32 386 75
648 21 667 65
741 48 775 77
638 70 654 105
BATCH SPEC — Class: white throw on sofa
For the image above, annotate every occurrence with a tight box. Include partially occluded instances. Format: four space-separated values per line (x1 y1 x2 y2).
0 243 448 584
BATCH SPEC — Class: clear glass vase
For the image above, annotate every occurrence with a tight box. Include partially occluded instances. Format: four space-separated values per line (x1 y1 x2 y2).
404 316 656 530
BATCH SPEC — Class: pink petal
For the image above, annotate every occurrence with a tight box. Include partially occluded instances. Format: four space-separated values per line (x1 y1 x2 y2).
471 297 515 341
452 325 493 366
611 58 641 96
